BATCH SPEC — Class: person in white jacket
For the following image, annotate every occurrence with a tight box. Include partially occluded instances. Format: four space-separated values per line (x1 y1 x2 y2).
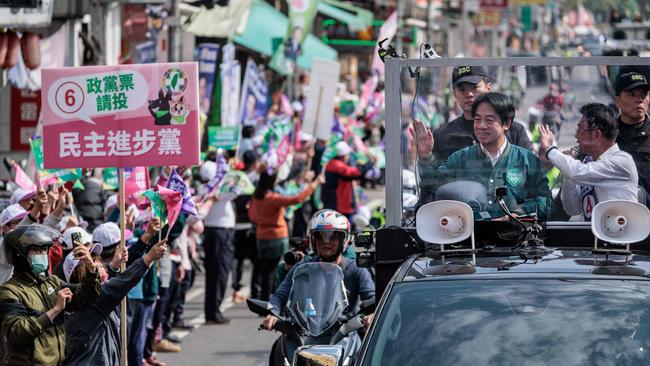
540 103 639 221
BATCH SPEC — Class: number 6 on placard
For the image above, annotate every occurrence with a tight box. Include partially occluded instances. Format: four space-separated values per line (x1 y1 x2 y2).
54 82 84 114
65 89 75 107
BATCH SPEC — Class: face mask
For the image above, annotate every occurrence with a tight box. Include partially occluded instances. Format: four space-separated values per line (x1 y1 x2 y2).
30 254 49 274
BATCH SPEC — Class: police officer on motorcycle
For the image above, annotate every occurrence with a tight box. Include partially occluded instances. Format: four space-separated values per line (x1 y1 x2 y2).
262 209 375 331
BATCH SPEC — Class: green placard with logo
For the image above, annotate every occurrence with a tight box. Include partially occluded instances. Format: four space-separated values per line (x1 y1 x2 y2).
208 126 240 150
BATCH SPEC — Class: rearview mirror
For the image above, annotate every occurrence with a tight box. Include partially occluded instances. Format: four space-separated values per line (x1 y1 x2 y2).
246 298 275 317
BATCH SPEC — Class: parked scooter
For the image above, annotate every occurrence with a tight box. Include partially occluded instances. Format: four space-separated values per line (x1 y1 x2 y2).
247 262 372 366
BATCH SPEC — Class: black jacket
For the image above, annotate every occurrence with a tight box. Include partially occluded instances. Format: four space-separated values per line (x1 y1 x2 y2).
617 115 650 200
432 115 533 161
72 177 107 231
64 258 150 366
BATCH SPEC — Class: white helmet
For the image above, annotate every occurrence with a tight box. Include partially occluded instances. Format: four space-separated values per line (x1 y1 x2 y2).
309 209 352 260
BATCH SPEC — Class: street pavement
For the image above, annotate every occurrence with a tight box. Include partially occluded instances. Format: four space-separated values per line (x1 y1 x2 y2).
157 261 277 366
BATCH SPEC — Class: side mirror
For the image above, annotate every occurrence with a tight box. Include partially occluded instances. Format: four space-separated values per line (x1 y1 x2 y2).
246 298 275 317
293 345 345 366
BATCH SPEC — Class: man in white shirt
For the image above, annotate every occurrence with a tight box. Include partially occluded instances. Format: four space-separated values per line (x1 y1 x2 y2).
540 103 639 221
199 159 239 324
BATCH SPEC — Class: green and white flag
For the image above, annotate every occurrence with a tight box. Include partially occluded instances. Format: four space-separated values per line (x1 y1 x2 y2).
30 137 83 184
320 133 343 167
142 190 168 226
103 168 119 190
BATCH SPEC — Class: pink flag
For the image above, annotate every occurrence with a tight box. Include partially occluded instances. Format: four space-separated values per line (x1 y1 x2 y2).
157 185 183 234
372 11 397 76
125 167 151 209
280 94 293 116
277 134 292 167
13 163 37 191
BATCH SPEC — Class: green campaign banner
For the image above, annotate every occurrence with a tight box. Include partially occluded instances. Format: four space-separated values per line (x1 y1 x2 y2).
268 0 319 75
208 126 240 150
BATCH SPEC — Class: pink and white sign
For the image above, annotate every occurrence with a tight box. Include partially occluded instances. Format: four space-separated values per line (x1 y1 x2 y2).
41 62 200 169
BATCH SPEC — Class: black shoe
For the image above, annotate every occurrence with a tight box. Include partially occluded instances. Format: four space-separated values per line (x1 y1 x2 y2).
205 316 231 325
164 334 182 344
171 320 194 330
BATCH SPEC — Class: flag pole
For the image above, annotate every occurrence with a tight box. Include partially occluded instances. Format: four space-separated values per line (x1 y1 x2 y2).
118 167 128 366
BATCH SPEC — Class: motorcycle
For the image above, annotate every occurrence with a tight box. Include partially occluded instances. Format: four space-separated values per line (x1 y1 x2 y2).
247 262 371 366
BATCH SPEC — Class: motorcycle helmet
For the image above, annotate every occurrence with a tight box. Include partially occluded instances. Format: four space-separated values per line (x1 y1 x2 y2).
309 209 352 261
4 224 59 273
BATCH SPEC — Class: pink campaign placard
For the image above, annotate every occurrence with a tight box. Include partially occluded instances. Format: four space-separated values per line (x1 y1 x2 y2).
41 62 200 169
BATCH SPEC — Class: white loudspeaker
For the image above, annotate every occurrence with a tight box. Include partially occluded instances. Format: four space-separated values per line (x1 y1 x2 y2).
416 200 474 244
591 200 650 244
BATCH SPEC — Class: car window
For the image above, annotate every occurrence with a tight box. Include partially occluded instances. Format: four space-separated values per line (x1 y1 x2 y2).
363 279 650 366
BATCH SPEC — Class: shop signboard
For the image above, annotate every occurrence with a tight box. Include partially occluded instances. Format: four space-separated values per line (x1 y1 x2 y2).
10 87 40 151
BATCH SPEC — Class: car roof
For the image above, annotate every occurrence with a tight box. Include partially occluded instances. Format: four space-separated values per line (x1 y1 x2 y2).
396 249 650 283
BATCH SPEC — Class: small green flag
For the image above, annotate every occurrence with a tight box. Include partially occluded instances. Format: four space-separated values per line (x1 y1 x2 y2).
73 180 85 190
142 190 167 226
29 137 82 183
320 133 343 167
103 168 119 190
219 170 255 195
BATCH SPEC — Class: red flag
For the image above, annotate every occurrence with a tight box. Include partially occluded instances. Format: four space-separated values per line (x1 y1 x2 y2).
157 185 182 234
13 163 37 191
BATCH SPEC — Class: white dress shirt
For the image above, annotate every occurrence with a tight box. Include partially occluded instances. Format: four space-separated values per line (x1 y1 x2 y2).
480 139 508 167
548 143 638 220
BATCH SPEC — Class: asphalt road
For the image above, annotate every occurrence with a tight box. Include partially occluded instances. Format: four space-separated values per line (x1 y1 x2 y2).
157 261 277 366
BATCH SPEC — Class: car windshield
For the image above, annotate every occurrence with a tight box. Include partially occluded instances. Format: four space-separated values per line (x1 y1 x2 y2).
287 262 348 337
398 61 647 227
362 279 650 366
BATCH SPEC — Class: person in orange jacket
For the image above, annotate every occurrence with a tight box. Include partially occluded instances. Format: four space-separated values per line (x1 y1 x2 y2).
249 169 323 301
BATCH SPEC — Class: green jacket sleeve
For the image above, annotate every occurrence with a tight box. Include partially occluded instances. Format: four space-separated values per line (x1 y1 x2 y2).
417 151 462 203
2 308 54 346
520 156 552 220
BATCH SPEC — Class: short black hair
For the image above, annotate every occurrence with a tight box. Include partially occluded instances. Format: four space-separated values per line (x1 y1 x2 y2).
471 92 515 126
242 125 255 138
579 103 618 140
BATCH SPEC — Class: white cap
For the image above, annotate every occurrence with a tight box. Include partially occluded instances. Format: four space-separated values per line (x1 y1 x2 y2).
10 188 36 205
0 204 27 227
62 226 93 250
291 101 303 113
335 141 353 157
62 245 103 282
298 131 314 143
200 160 217 182
93 222 133 249
104 194 118 216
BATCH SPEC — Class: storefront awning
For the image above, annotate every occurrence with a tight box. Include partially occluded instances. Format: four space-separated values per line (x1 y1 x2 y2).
233 0 337 71
183 0 252 38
